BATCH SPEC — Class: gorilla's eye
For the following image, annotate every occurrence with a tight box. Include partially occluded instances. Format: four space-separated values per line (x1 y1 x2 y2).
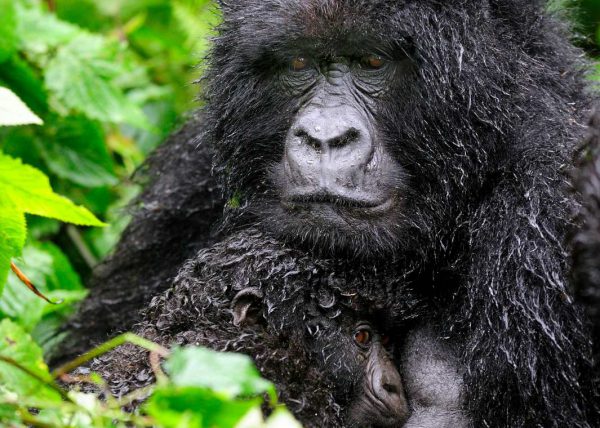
290 56 310 72
354 327 372 348
360 54 386 70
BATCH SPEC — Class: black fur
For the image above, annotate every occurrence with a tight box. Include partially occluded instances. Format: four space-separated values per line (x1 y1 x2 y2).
573 111 600 397
60 1 598 426
54 116 224 362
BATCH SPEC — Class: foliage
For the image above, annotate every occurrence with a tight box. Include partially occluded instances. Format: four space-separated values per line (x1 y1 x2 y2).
0 0 218 344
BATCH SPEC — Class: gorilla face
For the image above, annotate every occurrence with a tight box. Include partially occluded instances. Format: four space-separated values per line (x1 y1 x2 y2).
305 316 410 427
209 1 504 256
268 50 413 252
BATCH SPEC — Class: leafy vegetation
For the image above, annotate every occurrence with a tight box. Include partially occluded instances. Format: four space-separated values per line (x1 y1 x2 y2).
0 0 598 427
0 0 300 426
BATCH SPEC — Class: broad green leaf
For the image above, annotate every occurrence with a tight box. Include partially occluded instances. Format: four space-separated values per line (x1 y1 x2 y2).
0 0 17 62
37 117 117 187
0 243 86 331
0 319 61 403
0 198 25 291
165 347 277 403
145 386 261 428
15 4 80 57
45 34 149 128
0 87 43 126
0 152 105 226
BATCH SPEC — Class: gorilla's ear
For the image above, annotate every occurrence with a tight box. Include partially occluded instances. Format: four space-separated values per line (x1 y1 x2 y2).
231 287 263 327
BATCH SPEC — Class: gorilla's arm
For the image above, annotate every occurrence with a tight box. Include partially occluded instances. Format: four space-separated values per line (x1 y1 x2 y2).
461 154 597 427
401 327 471 428
52 115 225 364
573 112 600 398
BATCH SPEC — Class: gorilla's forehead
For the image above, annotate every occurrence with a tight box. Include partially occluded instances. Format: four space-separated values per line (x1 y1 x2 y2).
225 0 490 57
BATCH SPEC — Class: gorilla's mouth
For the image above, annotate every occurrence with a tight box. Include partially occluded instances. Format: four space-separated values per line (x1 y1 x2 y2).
281 192 395 213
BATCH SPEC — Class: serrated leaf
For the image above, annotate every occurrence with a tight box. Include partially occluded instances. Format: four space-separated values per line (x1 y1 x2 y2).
45 34 149 128
37 117 117 187
0 87 43 126
0 198 25 293
0 152 105 226
0 319 61 403
165 347 277 403
0 0 17 62
15 4 80 57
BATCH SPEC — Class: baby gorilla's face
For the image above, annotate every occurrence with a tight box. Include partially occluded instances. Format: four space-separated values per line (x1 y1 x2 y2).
232 288 409 426
308 319 410 427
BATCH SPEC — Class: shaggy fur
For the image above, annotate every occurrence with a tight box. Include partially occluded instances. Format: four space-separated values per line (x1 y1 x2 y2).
60 1 598 426
54 116 224 362
90 229 421 427
573 112 600 394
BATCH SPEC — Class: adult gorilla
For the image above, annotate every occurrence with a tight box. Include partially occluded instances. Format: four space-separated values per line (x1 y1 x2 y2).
58 1 598 427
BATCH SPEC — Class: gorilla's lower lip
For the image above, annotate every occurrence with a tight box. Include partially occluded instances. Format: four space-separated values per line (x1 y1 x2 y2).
281 193 393 211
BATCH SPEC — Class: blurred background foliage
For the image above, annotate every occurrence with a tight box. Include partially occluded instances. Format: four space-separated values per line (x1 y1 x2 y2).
0 0 219 350
0 0 599 427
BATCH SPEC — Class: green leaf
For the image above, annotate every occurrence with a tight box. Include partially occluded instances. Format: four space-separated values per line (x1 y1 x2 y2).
0 87 43 126
0 319 61 403
0 152 105 226
37 117 117 187
45 34 150 128
0 198 26 291
165 347 277 403
0 0 17 63
145 386 261 428
15 4 80 57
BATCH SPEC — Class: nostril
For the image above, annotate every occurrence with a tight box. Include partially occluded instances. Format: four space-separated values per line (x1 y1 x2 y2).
294 128 308 138
329 128 360 148
294 128 322 151
382 382 399 394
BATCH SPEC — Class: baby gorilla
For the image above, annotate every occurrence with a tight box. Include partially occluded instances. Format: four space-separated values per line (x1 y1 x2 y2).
89 229 466 427
232 287 409 427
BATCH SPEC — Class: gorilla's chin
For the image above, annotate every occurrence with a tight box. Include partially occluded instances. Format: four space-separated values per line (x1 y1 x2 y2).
253 197 405 257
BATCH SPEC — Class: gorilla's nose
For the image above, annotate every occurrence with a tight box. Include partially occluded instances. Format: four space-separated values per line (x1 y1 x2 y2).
373 357 409 422
284 105 374 189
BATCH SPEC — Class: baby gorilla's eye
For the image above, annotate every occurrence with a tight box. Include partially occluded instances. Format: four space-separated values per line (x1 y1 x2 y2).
360 54 386 70
290 56 311 72
354 327 372 348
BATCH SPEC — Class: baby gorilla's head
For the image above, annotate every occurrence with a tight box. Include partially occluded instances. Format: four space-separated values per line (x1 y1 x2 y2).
331 321 409 427
233 289 409 427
